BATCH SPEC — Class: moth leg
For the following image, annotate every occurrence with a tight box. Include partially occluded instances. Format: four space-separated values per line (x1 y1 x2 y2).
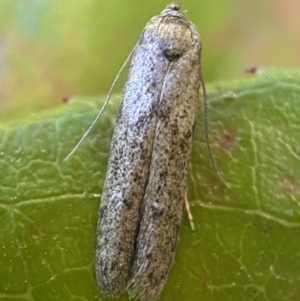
184 191 195 231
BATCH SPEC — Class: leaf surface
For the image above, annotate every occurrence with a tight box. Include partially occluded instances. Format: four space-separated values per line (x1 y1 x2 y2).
0 68 299 301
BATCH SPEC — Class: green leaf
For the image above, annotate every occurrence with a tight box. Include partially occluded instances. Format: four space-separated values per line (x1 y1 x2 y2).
0 68 299 301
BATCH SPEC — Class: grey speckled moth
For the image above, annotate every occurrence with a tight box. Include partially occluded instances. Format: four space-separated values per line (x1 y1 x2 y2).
96 3 203 301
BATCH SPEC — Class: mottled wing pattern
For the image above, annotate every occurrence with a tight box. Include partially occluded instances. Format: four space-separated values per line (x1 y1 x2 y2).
128 13 201 301
96 18 170 297
96 4 201 301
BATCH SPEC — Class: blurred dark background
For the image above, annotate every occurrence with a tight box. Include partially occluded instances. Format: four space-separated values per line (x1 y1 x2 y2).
0 0 299 120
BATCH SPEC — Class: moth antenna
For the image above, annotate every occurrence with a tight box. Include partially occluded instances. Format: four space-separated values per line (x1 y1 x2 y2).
64 46 136 161
201 73 230 188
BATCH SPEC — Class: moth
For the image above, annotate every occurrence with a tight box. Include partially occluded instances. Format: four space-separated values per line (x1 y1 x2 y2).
95 3 204 301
